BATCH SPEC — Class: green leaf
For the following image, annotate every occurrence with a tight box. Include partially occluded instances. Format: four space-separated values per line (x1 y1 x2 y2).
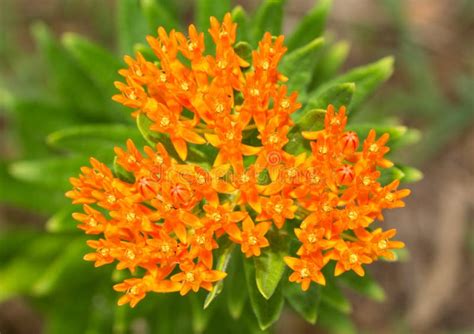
283 279 321 324
204 242 234 308
117 0 150 55
280 37 325 100
285 108 326 153
46 124 144 156
310 41 350 89
0 160 66 214
0 234 69 301
313 56 394 111
378 166 405 186
31 22 106 120
253 0 286 42
338 271 386 302
286 0 332 52
320 280 352 314
231 6 250 43
346 123 409 147
61 33 127 122
398 164 423 183
9 156 87 191
140 0 180 31
244 256 284 330
46 206 79 233
226 252 248 319
318 304 357 334
305 82 355 111
32 237 90 296
190 293 214 334
196 0 231 50
254 231 289 300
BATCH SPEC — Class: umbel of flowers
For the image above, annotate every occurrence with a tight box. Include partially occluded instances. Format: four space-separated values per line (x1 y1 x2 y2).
67 13 410 307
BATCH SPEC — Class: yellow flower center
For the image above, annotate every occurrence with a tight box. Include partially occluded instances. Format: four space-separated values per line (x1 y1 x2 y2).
127 91 137 100
250 88 260 97
160 117 170 128
262 60 269 70
280 99 290 109
307 233 317 243
185 272 195 282
125 249 136 260
318 145 328 154
161 244 170 253
349 254 358 264
196 174 206 185
362 176 371 186
310 175 321 184
215 103 224 113
196 235 206 245
126 212 136 222
248 235 258 245
323 204 332 212
88 218 97 227
134 67 143 77
385 193 394 201
226 131 235 140
240 174 250 183
188 41 197 51
287 168 297 178
211 213 222 222
217 60 227 69
330 118 341 125
378 240 388 249
369 143 379 153
300 268 310 278
180 82 189 91
348 210 358 220
274 203 284 214
268 133 279 144
107 195 116 204
130 285 139 295
155 155 164 165
99 248 109 256
159 73 167 82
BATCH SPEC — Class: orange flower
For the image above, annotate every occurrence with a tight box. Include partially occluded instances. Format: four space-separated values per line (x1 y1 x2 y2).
69 13 411 305
225 217 271 257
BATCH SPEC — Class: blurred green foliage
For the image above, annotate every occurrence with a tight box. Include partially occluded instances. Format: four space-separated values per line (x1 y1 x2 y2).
0 0 430 333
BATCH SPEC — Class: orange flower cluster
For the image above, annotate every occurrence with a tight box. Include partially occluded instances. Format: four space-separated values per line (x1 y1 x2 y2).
67 14 410 306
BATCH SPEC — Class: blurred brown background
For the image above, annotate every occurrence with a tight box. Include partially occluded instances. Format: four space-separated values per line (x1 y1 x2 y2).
1 0 473 333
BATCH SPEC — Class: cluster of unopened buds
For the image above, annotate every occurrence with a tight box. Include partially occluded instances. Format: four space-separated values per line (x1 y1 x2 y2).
67 13 410 307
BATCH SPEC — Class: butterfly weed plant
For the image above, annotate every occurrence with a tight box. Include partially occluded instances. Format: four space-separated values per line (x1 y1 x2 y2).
0 1 421 333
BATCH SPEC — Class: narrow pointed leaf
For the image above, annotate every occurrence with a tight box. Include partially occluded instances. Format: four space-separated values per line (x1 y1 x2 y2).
117 0 150 55
46 206 79 233
227 252 248 319
398 165 423 183
280 37 325 100
310 40 350 89
313 56 394 111
378 166 405 186
320 281 352 314
287 0 332 51
338 271 386 302
254 231 289 300
318 304 357 334
204 243 234 308
253 0 285 41
283 279 321 324
140 0 180 31
305 82 355 112
231 6 250 43
244 257 284 330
